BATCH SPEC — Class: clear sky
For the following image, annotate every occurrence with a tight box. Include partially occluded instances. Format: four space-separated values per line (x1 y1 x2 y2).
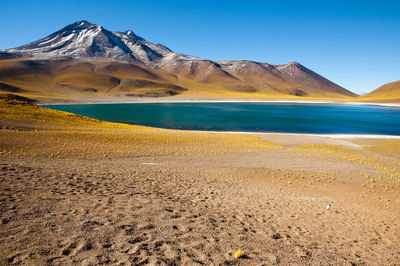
1 0 399 94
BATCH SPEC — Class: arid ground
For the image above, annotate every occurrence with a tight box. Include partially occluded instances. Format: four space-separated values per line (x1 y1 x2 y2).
1 95 400 265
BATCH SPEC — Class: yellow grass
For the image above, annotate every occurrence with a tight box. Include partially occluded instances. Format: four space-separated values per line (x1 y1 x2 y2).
357 80 400 102
0 95 282 160
289 144 400 197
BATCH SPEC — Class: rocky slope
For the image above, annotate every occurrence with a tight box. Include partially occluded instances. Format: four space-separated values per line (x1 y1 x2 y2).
0 20 357 101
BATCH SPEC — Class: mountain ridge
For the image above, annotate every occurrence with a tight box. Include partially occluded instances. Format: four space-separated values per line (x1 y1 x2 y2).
0 20 358 101
359 80 400 102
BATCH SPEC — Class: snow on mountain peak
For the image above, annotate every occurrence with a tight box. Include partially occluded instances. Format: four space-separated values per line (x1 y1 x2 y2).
4 21 311 78
7 20 176 64
0 21 356 98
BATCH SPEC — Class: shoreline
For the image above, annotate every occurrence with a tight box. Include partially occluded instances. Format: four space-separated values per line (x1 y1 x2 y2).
120 124 400 140
39 104 400 139
209 131 400 139
39 97 400 107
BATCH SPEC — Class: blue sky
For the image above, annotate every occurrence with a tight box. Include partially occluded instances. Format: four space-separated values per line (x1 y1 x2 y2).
1 0 399 94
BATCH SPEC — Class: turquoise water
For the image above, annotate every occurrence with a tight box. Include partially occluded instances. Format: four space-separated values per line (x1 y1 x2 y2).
44 103 400 135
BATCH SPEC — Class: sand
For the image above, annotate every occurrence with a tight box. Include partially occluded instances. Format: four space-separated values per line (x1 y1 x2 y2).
1 97 400 265
1 147 400 265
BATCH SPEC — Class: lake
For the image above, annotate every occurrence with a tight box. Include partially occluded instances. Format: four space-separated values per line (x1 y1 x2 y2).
44 102 400 135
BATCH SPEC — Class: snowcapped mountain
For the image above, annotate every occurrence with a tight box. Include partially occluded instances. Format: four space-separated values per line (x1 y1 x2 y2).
1 20 357 100
8 21 172 64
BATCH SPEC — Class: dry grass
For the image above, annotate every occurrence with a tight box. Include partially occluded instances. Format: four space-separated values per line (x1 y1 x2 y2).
288 144 400 202
356 139 400 160
357 80 400 102
0 94 282 160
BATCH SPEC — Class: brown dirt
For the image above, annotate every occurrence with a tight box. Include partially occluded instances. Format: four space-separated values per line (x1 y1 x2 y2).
1 147 399 265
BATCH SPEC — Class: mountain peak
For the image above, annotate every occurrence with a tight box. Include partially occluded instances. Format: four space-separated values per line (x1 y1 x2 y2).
75 20 94 26
7 20 174 63
124 30 143 41
288 61 301 66
62 20 96 31
279 61 301 67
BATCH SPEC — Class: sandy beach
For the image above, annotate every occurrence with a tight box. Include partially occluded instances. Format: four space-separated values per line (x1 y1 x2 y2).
1 96 400 265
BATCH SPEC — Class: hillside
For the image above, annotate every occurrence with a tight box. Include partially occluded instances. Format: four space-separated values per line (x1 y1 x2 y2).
359 81 400 102
0 20 357 102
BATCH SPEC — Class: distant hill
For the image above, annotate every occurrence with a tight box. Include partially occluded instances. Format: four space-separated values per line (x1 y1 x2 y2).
0 20 357 102
359 81 400 102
